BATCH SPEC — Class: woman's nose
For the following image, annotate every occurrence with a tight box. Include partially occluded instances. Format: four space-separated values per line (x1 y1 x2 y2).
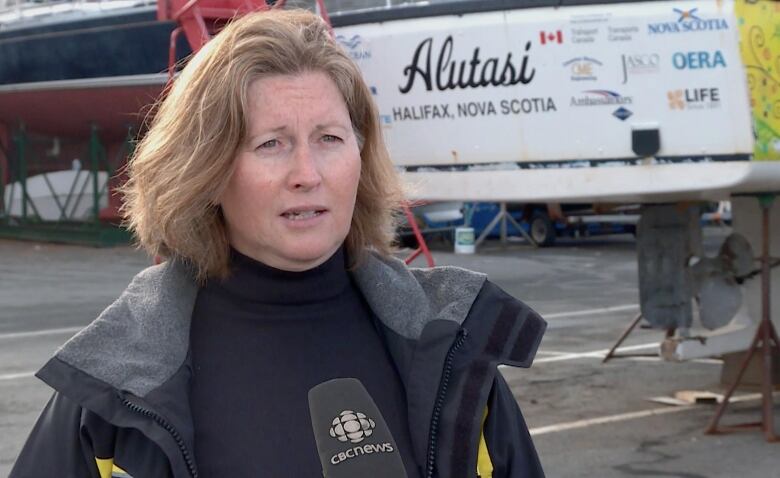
288 144 322 191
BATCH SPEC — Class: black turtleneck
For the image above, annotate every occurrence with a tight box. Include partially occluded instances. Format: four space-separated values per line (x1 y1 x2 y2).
189 247 420 477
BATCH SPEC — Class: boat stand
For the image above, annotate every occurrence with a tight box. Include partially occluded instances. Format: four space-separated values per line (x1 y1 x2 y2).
474 202 538 248
402 202 435 267
706 194 779 442
602 312 673 363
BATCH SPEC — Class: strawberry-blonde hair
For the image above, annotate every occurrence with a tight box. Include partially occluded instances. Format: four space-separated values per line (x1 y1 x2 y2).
121 8 401 281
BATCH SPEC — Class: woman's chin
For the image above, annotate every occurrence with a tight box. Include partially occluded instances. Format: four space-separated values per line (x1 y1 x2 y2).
273 242 341 271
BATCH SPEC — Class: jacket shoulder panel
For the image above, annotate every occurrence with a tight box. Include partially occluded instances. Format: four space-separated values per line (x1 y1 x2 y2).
54 260 198 396
352 252 486 340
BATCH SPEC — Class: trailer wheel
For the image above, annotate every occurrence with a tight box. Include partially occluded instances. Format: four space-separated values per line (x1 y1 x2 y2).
530 212 556 246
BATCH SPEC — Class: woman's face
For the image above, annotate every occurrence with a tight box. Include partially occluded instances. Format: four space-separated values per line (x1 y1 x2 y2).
219 72 362 271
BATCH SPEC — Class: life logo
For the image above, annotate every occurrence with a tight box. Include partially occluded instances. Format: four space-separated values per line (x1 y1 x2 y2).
672 50 726 70
648 8 728 34
667 87 721 110
335 34 372 61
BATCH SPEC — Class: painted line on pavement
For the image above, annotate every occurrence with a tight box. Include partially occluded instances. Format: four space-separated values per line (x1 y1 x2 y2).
529 393 764 436
543 304 638 319
0 326 82 341
0 371 36 381
534 342 657 364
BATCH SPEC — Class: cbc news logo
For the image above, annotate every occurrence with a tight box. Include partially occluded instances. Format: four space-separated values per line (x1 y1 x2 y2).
330 410 376 444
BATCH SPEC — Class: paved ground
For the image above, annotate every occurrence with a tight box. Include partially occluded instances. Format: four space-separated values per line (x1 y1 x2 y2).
1 230 778 477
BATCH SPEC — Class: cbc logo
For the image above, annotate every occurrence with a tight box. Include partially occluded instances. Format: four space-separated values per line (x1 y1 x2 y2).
329 410 376 443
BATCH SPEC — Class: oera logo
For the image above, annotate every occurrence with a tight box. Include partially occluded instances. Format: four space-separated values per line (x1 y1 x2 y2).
672 51 726 70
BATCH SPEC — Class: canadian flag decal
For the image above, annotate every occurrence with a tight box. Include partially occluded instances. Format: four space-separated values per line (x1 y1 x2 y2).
539 30 563 45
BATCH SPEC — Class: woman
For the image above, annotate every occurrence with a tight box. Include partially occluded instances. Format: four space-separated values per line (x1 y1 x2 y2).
10 9 546 478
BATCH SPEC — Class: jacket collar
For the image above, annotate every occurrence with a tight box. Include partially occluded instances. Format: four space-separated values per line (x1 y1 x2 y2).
49 251 488 398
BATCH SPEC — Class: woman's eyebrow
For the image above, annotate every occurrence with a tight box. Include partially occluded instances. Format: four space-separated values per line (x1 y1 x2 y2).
314 123 349 132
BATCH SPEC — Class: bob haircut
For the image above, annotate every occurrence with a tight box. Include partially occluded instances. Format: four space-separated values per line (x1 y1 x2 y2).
122 8 402 282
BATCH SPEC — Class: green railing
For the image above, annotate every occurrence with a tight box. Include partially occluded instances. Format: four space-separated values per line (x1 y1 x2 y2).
0 124 134 246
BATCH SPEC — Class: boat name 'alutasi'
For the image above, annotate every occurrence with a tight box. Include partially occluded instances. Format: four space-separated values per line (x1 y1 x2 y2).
399 36 536 94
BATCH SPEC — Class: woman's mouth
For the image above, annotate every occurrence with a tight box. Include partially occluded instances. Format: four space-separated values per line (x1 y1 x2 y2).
282 210 324 220
280 207 328 222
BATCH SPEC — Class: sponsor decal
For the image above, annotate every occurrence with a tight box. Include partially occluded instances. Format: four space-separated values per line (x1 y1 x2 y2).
570 90 633 107
667 87 721 110
563 56 602 81
613 107 633 121
539 30 563 45
335 34 371 61
621 53 660 83
672 50 726 69
398 36 535 93
608 25 639 42
648 8 729 34
570 27 598 44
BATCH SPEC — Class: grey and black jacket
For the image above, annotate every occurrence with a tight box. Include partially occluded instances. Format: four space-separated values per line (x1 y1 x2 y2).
10 252 546 478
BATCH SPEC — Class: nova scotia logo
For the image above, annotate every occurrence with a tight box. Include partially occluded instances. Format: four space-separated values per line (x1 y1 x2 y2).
676 7 701 22
336 34 371 61
648 7 728 34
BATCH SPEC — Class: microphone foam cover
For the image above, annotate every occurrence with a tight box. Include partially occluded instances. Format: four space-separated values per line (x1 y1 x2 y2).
308 378 408 478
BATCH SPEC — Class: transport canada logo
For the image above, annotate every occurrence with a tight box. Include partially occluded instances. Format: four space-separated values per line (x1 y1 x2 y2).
648 8 728 34
330 410 376 444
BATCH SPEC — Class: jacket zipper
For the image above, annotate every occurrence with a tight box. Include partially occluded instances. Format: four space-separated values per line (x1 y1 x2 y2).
425 327 468 478
117 392 198 478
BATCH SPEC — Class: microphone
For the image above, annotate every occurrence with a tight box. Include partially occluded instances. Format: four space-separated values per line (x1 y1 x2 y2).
308 378 409 478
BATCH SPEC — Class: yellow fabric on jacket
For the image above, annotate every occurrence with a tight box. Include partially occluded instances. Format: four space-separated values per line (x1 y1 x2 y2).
95 457 131 478
477 406 494 477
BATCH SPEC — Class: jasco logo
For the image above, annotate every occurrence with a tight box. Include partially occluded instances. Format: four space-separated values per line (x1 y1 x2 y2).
672 51 726 70
648 7 728 35
335 34 371 61
621 53 660 83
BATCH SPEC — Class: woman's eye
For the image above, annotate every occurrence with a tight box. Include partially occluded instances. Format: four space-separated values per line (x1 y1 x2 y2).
257 139 279 150
322 134 342 143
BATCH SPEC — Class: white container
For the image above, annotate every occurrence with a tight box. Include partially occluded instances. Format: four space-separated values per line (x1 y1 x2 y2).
454 226 476 254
